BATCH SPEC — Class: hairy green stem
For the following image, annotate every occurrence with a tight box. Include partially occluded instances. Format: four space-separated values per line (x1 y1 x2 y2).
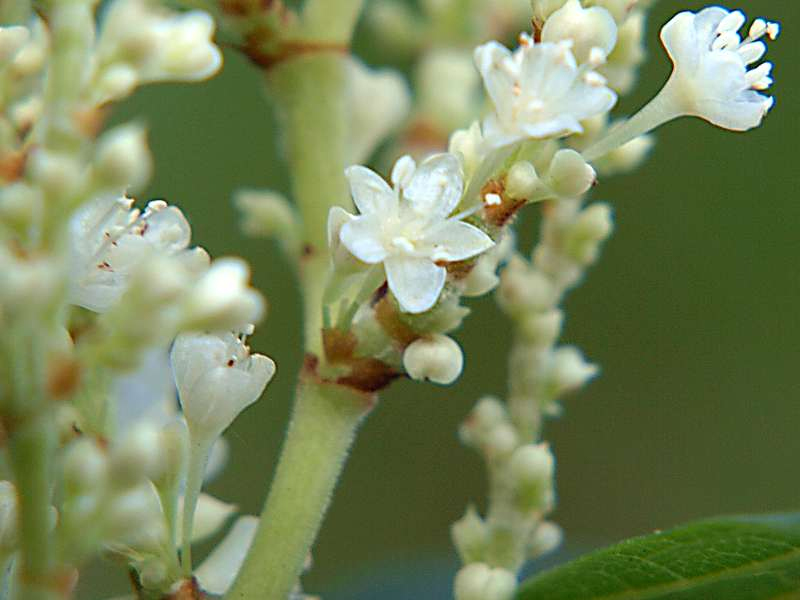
225 379 371 599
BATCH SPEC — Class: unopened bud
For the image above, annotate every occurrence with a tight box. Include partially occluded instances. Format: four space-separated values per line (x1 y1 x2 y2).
509 443 555 510
484 422 518 459
505 161 540 200
548 346 598 395
448 122 485 177
519 309 563 345
63 438 108 495
528 521 563 558
542 0 618 63
546 149 596 198
595 134 654 176
459 396 508 445
95 64 139 102
94 124 152 192
497 256 555 315
403 334 464 385
236 189 299 242
565 203 614 264
454 563 517 600
110 424 163 488
182 258 265 331
452 505 488 564
28 150 84 199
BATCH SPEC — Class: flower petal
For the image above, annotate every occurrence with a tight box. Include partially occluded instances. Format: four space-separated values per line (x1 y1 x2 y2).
195 516 258 595
384 255 446 314
421 220 494 262
344 165 394 215
340 216 388 263
403 153 464 219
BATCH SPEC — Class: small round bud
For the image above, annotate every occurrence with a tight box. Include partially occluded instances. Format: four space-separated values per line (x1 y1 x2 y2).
28 150 84 199
542 0 618 63
528 521 563 558
519 309 563 345
497 257 555 315
505 161 540 200
459 396 509 448
63 438 108 494
110 424 163 488
448 122 484 177
94 124 153 192
565 203 614 264
452 506 488 563
484 422 518 459
403 334 464 385
509 443 555 510
454 563 517 600
235 189 299 241
104 485 166 551
546 149 596 198
548 346 598 395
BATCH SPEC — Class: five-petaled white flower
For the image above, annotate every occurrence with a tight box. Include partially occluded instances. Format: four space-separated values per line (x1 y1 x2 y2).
474 37 617 150
659 7 779 131
333 154 494 314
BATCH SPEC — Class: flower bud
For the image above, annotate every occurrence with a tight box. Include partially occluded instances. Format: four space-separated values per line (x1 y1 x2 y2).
546 149 596 198
95 64 139 102
497 256 555 315
63 438 108 495
235 189 300 242
452 505 488 564
94 124 152 192
484 422 518 460
528 520 563 558
519 309 563 346
462 233 513 298
109 424 163 489
28 150 84 199
547 346 598 395
0 26 29 63
448 122 484 177
10 19 46 77
104 484 166 551
181 258 265 331
594 134 654 176
454 563 517 600
403 334 463 385
505 161 540 200
565 203 614 264
171 330 275 442
509 443 555 510
459 396 508 448
542 0 618 64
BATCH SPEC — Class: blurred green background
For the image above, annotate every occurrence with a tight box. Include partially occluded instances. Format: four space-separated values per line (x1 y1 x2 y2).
82 0 800 597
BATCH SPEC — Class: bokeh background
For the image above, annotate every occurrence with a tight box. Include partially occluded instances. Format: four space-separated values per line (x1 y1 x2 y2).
80 0 799 597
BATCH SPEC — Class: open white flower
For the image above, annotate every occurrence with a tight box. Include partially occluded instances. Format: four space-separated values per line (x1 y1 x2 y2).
334 154 494 313
474 37 617 150
659 7 778 131
583 7 780 161
171 329 275 441
69 196 192 312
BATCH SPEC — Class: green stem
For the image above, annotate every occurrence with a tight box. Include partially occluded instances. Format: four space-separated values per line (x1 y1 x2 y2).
225 379 371 599
180 436 212 576
5 327 58 600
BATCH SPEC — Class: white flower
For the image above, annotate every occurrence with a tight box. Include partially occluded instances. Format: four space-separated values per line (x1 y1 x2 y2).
69 196 192 312
659 7 779 131
335 154 494 313
171 330 275 441
474 37 617 150
347 57 411 163
541 0 618 65
454 563 517 600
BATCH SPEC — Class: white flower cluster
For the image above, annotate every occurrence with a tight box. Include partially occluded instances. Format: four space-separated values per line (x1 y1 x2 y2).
0 1 276 597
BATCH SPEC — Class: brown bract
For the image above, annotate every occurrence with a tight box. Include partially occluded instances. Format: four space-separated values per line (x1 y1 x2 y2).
482 179 527 228
318 328 400 394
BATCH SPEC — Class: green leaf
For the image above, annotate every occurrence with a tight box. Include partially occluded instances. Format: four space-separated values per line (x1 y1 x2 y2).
517 513 800 600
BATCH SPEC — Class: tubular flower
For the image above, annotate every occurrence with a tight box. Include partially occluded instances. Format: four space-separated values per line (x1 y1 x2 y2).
659 7 779 131
474 36 617 150
333 154 494 314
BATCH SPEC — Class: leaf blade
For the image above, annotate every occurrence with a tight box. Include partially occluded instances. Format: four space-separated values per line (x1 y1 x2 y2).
517 514 800 600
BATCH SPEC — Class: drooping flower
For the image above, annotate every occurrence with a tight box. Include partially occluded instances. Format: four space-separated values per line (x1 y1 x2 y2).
583 7 780 161
474 37 617 150
171 329 275 442
659 7 779 131
69 196 193 312
334 154 494 314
